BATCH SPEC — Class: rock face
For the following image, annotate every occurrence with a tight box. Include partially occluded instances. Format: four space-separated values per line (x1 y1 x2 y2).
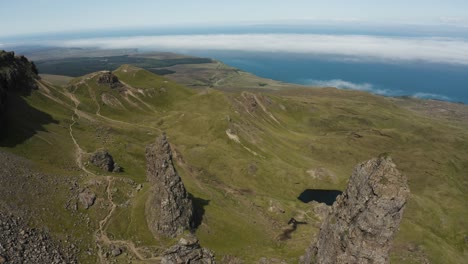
304 156 410 264
0 50 39 122
145 134 194 238
97 71 122 89
161 235 215 264
90 150 122 172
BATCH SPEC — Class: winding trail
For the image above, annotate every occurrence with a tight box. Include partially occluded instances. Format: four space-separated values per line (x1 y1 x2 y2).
66 81 162 263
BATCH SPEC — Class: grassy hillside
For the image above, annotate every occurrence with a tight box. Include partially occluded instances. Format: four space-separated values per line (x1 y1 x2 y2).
1 64 467 263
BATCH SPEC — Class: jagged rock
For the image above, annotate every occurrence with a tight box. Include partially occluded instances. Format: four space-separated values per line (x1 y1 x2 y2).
0 50 39 123
78 189 96 209
161 235 215 264
110 246 122 257
90 150 120 172
145 134 194 238
136 184 143 191
304 156 410 264
310 201 331 221
113 163 123 173
97 71 122 89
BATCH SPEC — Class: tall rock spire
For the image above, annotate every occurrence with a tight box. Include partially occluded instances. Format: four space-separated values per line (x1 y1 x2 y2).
304 156 410 264
145 133 194 238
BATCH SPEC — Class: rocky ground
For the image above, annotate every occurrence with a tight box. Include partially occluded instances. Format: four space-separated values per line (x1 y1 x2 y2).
0 214 76 264
0 150 79 263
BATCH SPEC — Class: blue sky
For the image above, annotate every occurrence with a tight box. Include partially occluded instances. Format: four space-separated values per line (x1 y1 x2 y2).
2 0 468 37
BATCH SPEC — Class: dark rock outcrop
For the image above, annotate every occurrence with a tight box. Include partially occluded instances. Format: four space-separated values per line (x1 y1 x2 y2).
0 50 39 122
90 150 122 172
145 134 194 238
97 71 122 89
304 156 410 264
161 235 215 264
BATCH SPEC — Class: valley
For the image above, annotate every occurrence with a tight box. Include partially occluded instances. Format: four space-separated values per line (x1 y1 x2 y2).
0 50 467 263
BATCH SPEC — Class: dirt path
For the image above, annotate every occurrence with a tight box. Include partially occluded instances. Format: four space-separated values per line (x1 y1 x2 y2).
93 173 162 263
85 83 101 116
67 88 162 263
69 101 95 176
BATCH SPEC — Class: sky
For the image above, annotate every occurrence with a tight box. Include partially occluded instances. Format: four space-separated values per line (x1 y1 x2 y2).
2 0 468 37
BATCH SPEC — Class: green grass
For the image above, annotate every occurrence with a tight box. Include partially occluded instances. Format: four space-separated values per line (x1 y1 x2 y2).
1 65 467 263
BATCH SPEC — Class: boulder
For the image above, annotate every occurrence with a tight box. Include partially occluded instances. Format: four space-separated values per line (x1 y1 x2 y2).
90 150 120 172
110 245 122 257
161 234 215 264
78 189 96 209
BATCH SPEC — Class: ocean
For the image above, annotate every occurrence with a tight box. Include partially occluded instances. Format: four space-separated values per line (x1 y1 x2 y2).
187 51 468 104
3 24 468 103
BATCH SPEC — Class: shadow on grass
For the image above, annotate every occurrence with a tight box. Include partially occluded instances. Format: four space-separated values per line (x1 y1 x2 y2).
189 193 210 230
0 92 58 147
278 218 308 241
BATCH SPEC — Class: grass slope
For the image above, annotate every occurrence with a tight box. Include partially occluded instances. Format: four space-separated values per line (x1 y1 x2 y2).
1 65 467 263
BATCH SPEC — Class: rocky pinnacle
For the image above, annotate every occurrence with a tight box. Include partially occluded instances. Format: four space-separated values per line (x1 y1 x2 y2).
305 156 410 264
145 134 194 238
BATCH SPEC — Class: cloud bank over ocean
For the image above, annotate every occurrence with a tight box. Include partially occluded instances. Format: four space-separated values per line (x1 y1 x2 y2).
53 34 468 65
304 79 392 95
305 79 453 101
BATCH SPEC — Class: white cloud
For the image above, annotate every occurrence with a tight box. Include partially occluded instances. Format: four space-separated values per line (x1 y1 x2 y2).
306 79 373 90
305 79 455 101
412 92 451 101
304 79 394 96
52 34 468 65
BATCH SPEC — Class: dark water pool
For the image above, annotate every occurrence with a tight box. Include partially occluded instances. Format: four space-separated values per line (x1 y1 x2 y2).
297 189 342 205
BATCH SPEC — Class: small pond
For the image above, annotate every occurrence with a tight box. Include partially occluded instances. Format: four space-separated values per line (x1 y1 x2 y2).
297 189 343 205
